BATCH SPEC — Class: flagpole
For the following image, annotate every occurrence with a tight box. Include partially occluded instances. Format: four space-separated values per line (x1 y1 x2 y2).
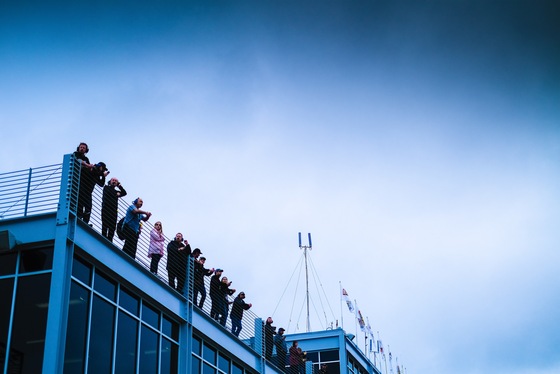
388 346 393 374
339 281 344 331
383 352 388 374
354 299 358 338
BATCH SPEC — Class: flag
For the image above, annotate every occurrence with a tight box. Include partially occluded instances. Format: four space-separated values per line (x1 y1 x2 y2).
377 340 384 354
389 352 392 362
356 308 366 332
366 317 375 340
342 288 354 313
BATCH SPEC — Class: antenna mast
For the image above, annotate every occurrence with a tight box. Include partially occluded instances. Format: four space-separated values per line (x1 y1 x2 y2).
298 232 312 332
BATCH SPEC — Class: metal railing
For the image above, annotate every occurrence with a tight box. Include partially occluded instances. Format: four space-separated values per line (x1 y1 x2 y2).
0 157 283 367
0 164 63 220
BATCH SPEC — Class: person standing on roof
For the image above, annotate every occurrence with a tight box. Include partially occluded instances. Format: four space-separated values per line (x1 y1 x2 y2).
101 177 127 241
122 197 151 259
166 233 189 292
230 291 252 337
148 221 165 274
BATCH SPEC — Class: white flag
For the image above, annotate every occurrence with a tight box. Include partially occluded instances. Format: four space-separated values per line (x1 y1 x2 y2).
342 288 354 313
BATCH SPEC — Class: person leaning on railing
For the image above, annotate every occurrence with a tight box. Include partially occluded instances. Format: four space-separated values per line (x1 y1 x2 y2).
101 178 127 241
122 197 151 259
73 142 95 222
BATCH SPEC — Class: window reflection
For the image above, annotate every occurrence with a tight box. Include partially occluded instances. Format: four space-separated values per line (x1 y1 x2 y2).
88 295 115 374
71 256 92 285
119 287 139 316
115 310 138 373
161 338 178 374
141 302 159 329
139 325 158 374
63 282 90 374
94 271 117 302
8 274 51 373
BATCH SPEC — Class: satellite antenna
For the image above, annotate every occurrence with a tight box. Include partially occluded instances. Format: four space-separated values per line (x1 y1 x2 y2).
298 232 312 332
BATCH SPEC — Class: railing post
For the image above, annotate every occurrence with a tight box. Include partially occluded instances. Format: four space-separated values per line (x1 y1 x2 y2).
23 168 32 217
42 154 78 373
254 317 264 373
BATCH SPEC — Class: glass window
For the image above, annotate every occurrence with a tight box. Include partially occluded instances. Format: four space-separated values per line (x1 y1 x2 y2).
87 295 115 373
115 310 138 374
191 357 201 374
63 282 90 374
19 248 52 272
71 256 92 285
142 302 160 329
119 287 139 316
306 351 318 363
202 344 217 365
139 325 159 374
192 336 202 356
325 362 340 373
94 270 117 302
162 314 179 341
8 273 51 373
161 337 178 374
0 278 15 370
218 353 230 372
0 252 17 275
320 349 339 361
203 362 216 374
231 362 243 374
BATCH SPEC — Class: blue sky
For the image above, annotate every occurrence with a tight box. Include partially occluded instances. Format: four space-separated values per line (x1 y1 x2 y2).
1 1 560 373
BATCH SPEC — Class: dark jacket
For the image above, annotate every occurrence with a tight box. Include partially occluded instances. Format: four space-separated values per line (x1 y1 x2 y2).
166 239 188 273
101 183 127 223
230 296 251 320
194 261 213 285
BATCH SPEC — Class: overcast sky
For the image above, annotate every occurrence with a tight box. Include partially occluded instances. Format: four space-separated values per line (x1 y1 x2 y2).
1 1 560 373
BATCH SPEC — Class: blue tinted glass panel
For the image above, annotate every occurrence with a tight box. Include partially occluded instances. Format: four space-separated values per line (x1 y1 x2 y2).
218 353 230 372
141 302 159 329
94 270 117 302
119 287 139 316
232 362 243 374
88 295 115 373
162 315 179 341
161 338 178 374
192 336 201 356
8 274 51 373
203 362 216 374
139 325 158 374
63 282 90 373
19 248 53 272
0 278 14 370
72 256 92 285
202 344 216 365
320 349 339 361
115 310 138 374
0 252 17 275
191 357 201 373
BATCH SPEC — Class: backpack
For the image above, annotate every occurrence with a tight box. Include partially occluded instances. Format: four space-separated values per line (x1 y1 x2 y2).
116 217 126 240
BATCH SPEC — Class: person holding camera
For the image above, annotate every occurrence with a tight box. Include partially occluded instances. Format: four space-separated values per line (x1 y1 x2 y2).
101 177 127 241
230 291 252 337
265 317 277 361
166 233 189 292
122 197 151 259
218 276 236 327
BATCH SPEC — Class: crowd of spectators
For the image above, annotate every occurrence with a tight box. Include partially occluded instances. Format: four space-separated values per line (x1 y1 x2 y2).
72 142 307 373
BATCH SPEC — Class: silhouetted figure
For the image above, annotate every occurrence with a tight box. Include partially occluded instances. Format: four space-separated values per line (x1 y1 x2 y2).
101 177 127 241
122 197 151 258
